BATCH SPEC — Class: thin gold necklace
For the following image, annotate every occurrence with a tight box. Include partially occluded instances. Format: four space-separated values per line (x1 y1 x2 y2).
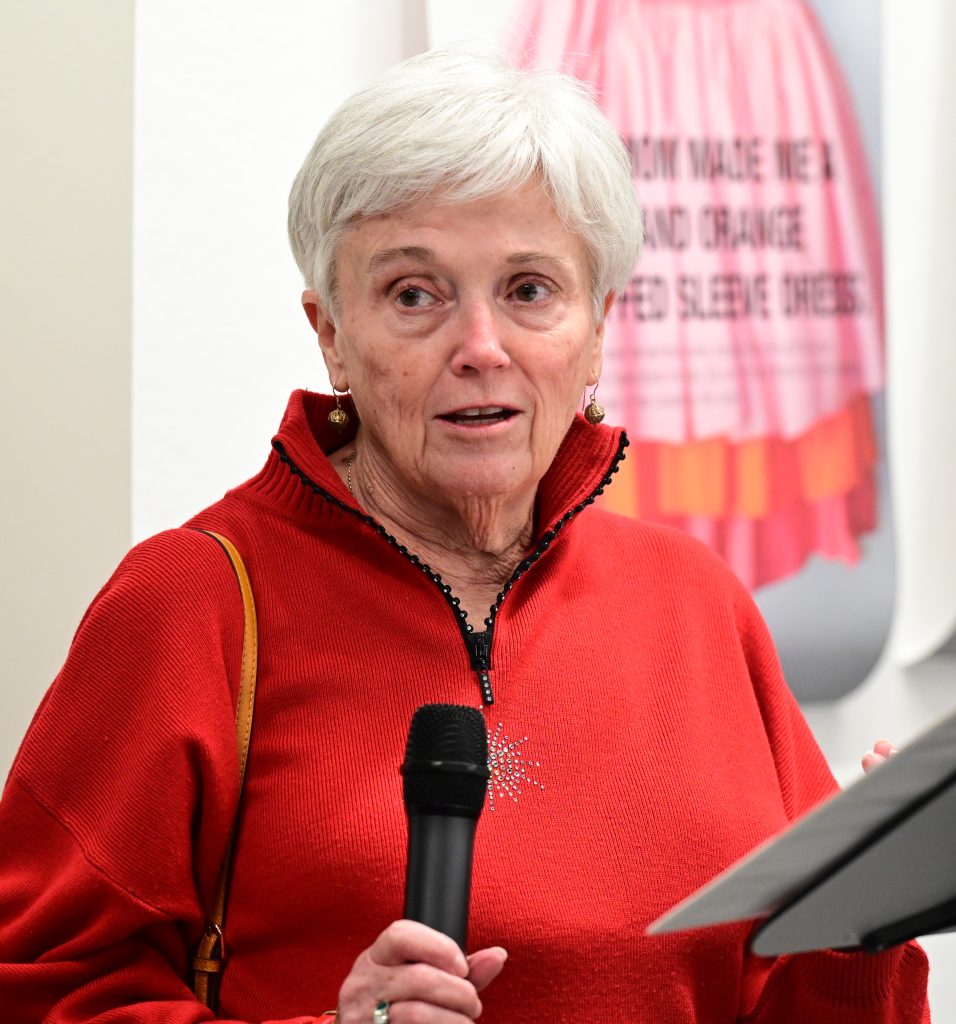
346 450 356 495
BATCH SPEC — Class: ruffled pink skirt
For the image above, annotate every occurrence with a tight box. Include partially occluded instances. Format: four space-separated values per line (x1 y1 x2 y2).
510 0 883 587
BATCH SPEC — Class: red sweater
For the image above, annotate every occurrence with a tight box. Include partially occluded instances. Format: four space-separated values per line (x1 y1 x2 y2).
0 391 929 1023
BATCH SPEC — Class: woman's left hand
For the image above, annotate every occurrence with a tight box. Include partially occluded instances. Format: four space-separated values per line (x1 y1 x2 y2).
861 737 898 773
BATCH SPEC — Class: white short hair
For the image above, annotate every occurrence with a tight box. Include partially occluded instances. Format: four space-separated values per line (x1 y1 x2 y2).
288 47 643 321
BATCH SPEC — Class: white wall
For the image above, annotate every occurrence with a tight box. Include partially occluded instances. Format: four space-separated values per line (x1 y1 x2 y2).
0 1 133 777
883 0 956 665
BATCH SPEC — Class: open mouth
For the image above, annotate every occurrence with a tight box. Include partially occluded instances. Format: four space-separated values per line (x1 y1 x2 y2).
438 406 519 426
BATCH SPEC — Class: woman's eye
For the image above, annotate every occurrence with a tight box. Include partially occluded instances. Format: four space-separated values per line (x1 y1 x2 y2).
395 286 437 308
512 281 552 303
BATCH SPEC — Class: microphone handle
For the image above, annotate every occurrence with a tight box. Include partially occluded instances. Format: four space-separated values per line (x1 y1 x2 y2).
404 811 478 951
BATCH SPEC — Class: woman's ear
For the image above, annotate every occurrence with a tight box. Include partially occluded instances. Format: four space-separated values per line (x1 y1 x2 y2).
302 289 346 385
301 289 322 332
588 290 615 384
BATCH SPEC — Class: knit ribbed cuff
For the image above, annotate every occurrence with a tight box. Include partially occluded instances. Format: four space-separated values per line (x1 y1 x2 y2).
790 943 928 1010
262 1016 334 1024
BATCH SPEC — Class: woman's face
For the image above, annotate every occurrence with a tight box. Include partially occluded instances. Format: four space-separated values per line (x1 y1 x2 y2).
308 183 610 507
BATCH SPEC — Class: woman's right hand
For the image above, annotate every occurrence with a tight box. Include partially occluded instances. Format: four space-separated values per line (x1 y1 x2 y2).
861 737 898 773
336 919 507 1023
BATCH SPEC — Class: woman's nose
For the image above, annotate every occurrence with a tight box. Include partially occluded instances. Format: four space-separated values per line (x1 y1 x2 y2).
449 299 511 375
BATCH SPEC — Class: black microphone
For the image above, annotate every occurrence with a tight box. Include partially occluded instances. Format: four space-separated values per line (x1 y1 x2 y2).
401 703 490 951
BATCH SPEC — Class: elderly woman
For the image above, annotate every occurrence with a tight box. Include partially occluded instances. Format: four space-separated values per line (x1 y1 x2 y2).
0 48 929 1024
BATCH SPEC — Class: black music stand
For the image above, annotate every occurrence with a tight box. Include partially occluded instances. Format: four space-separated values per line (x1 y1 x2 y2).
648 704 956 955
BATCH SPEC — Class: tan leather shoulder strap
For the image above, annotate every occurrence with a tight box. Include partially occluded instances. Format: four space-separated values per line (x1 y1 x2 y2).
192 529 259 1011
204 531 259 789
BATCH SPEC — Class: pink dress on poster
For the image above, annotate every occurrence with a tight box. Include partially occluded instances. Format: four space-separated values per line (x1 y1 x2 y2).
509 0 884 588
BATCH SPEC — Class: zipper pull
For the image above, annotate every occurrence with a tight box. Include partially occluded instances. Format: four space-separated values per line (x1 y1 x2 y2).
465 631 495 705
477 669 494 706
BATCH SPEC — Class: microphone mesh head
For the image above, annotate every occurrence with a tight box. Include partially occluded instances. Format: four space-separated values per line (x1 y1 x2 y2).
402 704 489 815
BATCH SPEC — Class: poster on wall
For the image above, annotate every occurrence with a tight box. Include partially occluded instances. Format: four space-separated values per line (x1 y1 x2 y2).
489 0 890 699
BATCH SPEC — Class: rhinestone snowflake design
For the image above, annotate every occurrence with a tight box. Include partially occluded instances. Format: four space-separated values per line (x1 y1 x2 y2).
484 718 545 811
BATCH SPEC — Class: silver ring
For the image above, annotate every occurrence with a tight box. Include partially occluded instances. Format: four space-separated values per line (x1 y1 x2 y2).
372 1000 390 1024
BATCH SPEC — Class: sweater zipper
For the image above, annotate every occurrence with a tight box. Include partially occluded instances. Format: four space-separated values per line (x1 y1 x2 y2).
272 435 628 705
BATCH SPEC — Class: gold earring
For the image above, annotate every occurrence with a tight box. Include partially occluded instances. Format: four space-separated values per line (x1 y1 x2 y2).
584 383 605 425
328 384 350 431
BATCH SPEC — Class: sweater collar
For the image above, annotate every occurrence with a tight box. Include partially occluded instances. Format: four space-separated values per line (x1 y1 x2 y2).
267 389 628 533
